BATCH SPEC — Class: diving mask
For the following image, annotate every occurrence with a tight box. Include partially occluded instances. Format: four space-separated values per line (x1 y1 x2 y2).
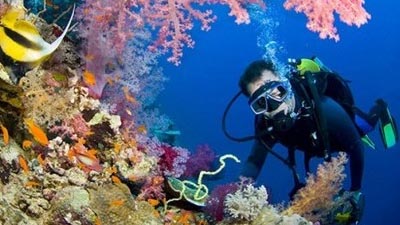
248 80 291 115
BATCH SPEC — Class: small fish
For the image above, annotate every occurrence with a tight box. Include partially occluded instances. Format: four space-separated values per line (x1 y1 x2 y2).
110 199 125 207
68 143 102 172
83 70 96 86
137 124 147 134
37 154 46 166
147 198 160 207
22 140 32 149
111 175 121 184
0 5 75 64
24 118 49 146
0 124 9 145
122 86 137 103
25 180 40 187
105 166 117 174
113 143 122 154
18 155 29 174
94 217 102 225
125 108 132 116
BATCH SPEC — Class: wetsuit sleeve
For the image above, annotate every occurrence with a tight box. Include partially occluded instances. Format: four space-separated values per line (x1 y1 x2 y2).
322 97 364 191
241 137 276 180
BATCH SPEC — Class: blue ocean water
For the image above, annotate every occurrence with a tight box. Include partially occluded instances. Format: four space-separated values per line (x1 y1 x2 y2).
158 1 400 224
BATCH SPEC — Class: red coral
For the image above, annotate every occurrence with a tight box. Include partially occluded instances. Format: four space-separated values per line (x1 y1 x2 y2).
157 144 189 177
158 144 178 172
283 0 371 41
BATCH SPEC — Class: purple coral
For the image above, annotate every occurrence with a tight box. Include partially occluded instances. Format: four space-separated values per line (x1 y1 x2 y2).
183 144 216 178
204 182 240 221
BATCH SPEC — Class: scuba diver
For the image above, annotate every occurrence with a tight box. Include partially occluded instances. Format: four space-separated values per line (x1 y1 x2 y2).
222 57 398 224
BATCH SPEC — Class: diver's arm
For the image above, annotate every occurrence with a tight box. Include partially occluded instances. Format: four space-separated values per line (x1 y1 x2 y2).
241 138 275 179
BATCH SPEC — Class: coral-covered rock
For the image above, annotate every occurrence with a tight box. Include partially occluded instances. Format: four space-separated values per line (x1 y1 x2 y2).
88 183 162 225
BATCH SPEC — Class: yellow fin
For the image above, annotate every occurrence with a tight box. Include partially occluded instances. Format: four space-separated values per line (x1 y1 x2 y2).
0 5 75 63
42 4 75 56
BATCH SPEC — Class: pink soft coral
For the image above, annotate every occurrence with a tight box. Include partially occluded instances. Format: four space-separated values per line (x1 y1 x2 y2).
145 0 265 65
283 0 371 41
78 0 265 67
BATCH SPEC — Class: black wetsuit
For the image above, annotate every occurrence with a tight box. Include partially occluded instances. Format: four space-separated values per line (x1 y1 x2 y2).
241 94 364 191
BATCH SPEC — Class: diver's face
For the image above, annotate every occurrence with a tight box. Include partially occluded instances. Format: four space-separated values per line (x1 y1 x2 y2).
247 70 294 118
247 70 280 97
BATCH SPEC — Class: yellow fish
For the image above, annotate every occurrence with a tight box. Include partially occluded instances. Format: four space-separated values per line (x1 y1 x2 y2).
0 5 75 64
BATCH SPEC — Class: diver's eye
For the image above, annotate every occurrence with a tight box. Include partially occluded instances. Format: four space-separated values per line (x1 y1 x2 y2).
256 97 267 109
269 85 287 100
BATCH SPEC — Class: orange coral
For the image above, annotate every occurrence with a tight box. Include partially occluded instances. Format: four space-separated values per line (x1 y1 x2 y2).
284 152 348 222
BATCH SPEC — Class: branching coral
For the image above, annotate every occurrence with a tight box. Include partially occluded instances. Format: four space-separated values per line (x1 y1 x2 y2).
20 68 100 127
224 183 268 221
283 152 348 223
77 0 265 66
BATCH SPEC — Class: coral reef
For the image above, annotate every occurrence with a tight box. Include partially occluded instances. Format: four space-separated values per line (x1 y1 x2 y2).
0 0 357 224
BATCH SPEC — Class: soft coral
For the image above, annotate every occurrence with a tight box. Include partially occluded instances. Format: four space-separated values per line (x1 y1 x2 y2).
157 144 189 178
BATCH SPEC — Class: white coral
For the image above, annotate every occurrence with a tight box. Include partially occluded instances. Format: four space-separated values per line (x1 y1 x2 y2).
224 184 268 221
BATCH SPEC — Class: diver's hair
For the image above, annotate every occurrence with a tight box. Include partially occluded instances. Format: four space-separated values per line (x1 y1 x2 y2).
239 59 278 97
